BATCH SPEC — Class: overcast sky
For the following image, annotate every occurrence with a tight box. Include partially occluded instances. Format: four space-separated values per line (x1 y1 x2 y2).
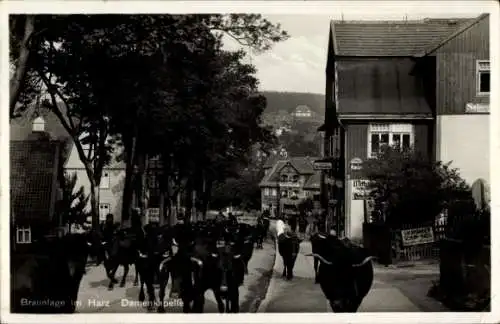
223 9 487 94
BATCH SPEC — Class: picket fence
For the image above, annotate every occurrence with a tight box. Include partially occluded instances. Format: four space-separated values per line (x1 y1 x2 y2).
390 218 447 262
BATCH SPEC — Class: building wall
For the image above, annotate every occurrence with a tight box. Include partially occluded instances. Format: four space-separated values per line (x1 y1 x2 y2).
343 120 433 240
435 16 490 115
343 121 432 178
436 114 489 184
64 143 126 223
434 15 490 185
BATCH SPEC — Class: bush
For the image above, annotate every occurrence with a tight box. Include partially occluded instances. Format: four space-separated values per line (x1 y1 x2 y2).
363 146 472 228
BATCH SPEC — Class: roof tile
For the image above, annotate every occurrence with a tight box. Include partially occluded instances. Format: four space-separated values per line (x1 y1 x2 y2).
259 156 320 187
332 18 473 56
10 140 60 225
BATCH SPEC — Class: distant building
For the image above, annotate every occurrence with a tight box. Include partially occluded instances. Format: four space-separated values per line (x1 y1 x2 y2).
259 156 321 217
291 105 314 119
320 15 489 240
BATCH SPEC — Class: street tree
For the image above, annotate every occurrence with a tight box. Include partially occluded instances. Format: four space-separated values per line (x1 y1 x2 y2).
363 146 472 227
55 172 91 228
9 14 288 227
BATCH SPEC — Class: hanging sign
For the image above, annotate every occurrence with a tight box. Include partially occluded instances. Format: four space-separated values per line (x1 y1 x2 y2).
313 161 332 170
350 157 363 171
352 179 370 200
401 227 435 246
147 208 160 222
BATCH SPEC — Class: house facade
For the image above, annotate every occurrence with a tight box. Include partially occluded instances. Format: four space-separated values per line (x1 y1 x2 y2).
321 16 487 240
64 147 126 223
10 122 64 250
420 14 490 185
259 156 321 217
11 106 128 224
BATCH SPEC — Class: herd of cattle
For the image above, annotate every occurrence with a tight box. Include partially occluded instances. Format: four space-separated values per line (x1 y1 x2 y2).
11 218 270 314
11 217 375 314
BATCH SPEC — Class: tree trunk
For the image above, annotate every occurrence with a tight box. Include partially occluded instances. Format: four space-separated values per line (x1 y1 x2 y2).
176 192 181 223
121 134 137 223
159 191 165 226
201 177 213 221
10 15 35 119
185 180 193 221
89 178 100 232
192 189 197 222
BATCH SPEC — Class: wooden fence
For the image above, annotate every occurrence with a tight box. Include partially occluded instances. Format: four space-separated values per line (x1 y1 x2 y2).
390 219 446 262
363 217 447 264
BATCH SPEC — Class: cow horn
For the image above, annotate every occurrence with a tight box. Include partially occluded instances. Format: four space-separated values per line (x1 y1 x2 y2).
172 238 179 246
139 252 148 258
86 242 92 246
101 242 106 245
211 253 218 258
306 253 333 265
352 256 375 267
190 257 203 267
233 254 241 259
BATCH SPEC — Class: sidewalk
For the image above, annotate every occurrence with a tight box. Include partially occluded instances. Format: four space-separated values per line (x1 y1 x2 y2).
259 240 441 312
258 239 327 312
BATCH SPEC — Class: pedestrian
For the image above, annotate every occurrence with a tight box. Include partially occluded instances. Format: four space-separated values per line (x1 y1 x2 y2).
305 210 316 239
215 210 225 223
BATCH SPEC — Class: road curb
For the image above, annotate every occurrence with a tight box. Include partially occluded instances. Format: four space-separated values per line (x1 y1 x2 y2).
256 233 279 313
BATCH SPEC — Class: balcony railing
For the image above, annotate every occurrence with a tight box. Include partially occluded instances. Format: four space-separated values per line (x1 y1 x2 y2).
278 182 301 188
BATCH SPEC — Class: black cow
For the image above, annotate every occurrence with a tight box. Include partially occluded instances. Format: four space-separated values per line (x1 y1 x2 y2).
168 240 199 313
182 235 226 313
11 233 90 313
136 225 175 312
212 244 245 312
255 217 267 249
103 227 141 290
310 232 330 284
307 235 374 312
277 231 302 280
169 223 246 313
236 223 255 274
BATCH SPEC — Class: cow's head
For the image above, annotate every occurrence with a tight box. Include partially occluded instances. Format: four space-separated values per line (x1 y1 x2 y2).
212 245 243 296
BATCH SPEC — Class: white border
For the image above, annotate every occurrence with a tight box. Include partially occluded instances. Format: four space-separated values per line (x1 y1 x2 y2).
1 1 499 323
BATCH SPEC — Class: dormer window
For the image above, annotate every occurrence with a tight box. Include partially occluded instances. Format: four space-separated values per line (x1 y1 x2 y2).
32 116 45 132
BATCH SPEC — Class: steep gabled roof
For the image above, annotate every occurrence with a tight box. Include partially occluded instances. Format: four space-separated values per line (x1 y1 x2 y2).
303 172 321 190
10 103 71 141
10 138 61 226
259 156 320 187
331 17 473 57
418 13 489 56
